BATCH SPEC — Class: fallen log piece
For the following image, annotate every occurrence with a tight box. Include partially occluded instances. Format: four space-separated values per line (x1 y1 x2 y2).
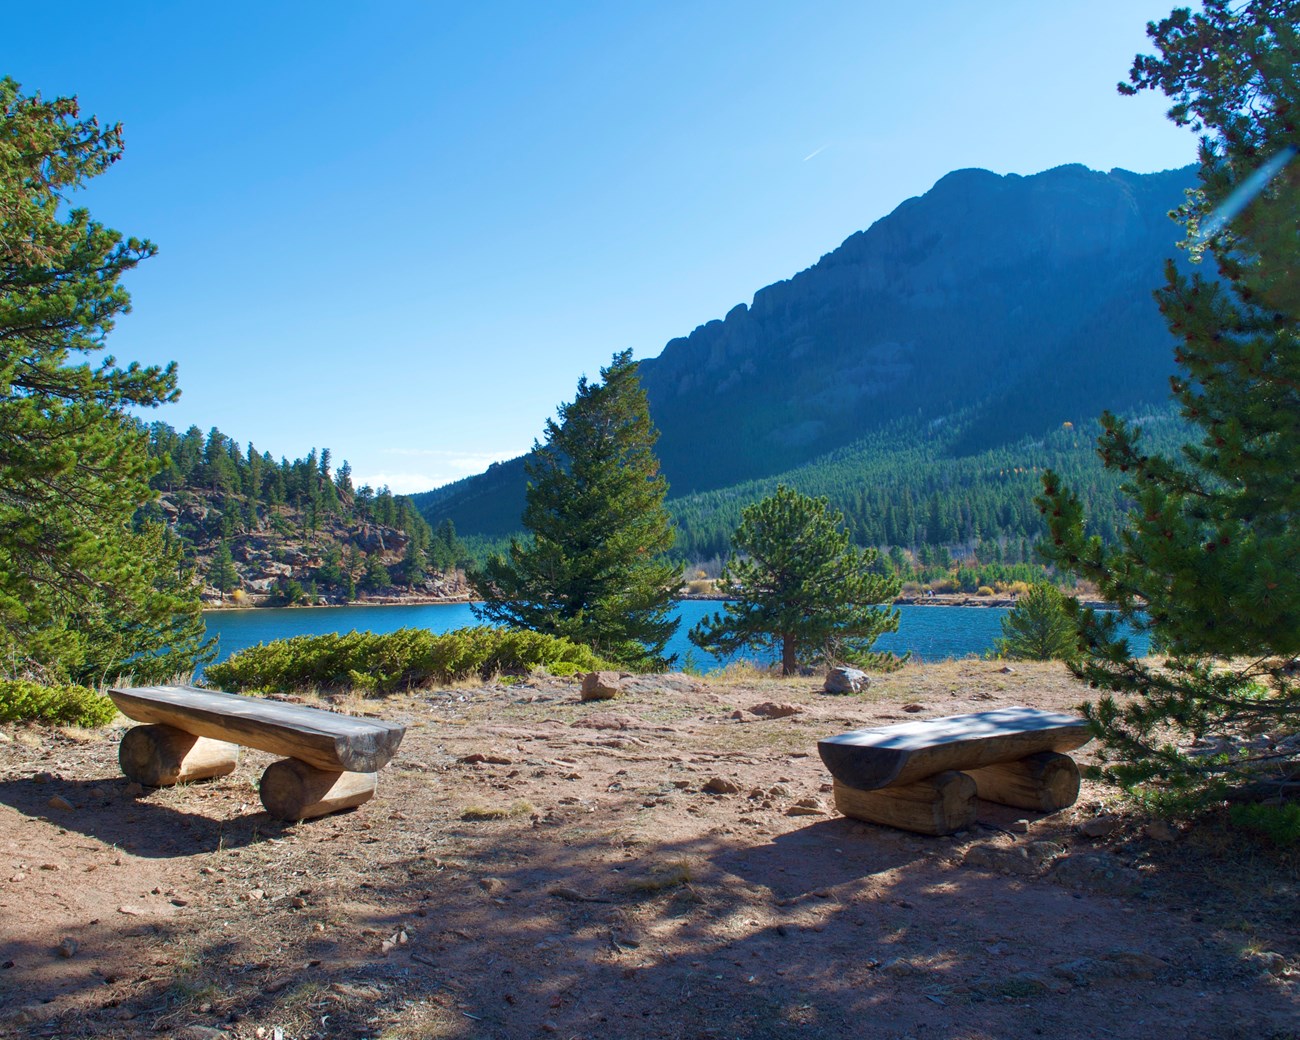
966 750 1081 812
260 758 377 821
833 772 978 836
108 685 404 773
118 724 240 787
818 706 1091 791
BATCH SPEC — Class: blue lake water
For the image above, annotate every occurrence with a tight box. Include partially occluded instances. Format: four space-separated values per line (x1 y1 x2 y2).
199 601 1138 675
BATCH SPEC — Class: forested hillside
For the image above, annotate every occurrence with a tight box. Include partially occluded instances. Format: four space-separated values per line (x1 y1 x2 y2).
138 423 467 606
669 406 1190 564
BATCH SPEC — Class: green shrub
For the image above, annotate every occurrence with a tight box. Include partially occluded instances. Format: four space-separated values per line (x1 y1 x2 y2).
992 583 1078 661
0 679 118 727
205 626 607 694
1229 802 1300 847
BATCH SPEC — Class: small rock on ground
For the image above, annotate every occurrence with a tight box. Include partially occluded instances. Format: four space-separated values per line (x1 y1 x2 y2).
1077 816 1120 839
963 841 1065 876
823 667 869 694
748 701 803 719
581 671 623 701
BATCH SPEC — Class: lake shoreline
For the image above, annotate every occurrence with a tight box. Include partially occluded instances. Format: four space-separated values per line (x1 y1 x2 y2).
204 592 1113 612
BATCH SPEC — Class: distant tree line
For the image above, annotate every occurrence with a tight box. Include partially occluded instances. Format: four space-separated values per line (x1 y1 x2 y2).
136 421 466 602
667 407 1192 564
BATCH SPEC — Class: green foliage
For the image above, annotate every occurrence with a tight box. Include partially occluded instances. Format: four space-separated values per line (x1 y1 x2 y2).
1040 0 1300 806
0 78 212 683
0 679 117 727
207 541 239 594
204 626 606 694
142 419 435 603
470 351 682 670
690 485 902 675
400 538 427 586
992 584 1079 661
1229 802 1300 846
667 408 1192 563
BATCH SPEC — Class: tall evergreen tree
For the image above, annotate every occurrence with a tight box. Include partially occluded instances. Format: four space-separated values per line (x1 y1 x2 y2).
689 485 901 675
470 350 681 669
401 538 427 587
207 541 239 596
1040 0 1300 804
0 77 211 682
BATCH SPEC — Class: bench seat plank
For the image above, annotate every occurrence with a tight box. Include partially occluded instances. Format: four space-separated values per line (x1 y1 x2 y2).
109 685 405 773
818 706 1090 791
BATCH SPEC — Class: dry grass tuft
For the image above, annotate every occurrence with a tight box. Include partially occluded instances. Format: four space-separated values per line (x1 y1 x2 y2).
624 857 695 893
461 800 535 821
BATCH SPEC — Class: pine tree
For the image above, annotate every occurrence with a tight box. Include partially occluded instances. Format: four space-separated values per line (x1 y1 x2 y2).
992 584 1078 661
1040 1 1300 805
0 78 211 682
401 538 427 587
361 553 390 594
689 485 902 675
470 350 681 669
207 541 240 596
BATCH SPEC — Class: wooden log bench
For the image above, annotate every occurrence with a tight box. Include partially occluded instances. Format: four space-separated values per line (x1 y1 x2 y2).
108 685 405 822
817 706 1092 835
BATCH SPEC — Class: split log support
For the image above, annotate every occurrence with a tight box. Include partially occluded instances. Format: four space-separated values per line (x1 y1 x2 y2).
260 758 377 821
966 750 1081 812
833 772 978 836
118 724 241 787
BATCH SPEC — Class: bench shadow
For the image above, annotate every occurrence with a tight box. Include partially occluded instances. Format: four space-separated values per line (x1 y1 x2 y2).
0 775 292 857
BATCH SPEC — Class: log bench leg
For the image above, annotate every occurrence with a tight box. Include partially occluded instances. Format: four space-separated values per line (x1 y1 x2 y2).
833 771 978 836
119 724 240 787
965 751 1081 812
259 758 377 821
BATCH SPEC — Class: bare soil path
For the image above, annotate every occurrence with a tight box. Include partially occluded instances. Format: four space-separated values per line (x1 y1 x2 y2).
1 661 1296 1039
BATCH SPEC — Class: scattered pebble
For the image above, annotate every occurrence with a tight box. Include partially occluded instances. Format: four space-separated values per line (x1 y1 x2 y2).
964 841 1064 876
459 752 514 765
748 702 803 719
1077 816 1120 838
1247 950 1289 977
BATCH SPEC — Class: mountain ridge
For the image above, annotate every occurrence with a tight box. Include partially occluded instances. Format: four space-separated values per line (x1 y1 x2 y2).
415 162 1198 544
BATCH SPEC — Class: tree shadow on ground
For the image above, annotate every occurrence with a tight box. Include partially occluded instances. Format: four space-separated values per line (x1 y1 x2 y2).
7 811 1295 1040
0 775 293 857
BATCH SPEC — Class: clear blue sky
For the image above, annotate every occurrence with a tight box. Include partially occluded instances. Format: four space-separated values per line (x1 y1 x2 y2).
10 2 1197 493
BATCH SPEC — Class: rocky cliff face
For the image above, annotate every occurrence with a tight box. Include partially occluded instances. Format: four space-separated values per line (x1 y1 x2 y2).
637 163 1196 493
158 492 467 607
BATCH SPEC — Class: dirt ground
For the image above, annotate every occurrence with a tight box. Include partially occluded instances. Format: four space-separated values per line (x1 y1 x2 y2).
1 661 1296 1040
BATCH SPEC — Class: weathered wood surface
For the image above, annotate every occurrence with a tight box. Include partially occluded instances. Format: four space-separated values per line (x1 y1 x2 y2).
833 772 978 836
109 685 405 773
967 750 1081 812
119 724 240 787
259 758 377 821
818 706 1091 791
